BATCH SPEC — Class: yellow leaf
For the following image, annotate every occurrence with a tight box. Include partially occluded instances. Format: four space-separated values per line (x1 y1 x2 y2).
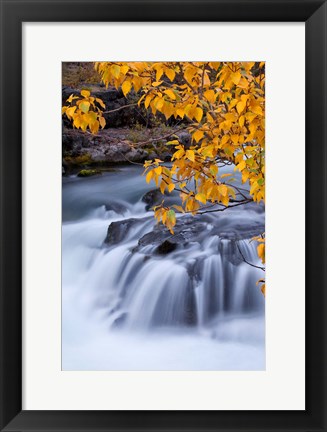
89 120 99 134
239 115 245 127
184 66 196 85
221 173 232 178
245 112 257 123
228 99 238 110
256 278 265 285
99 116 106 129
72 113 84 129
111 64 121 78
236 100 246 114
257 243 265 263
165 68 175 82
172 205 184 213
194 107 203 122
230 71 242 85
160 180 166 194
166 139 179 146
193 130 204 143
227 186 236 199
154 97 164 110
66 106 76 119
67 94 79 103
242 170 250 183
155 66 164 82
250 181 260 195
81 90 90 98
167 183 175 193
221 194 229 206
221 135 229 146
95 98 106 109
172 148 185 160
162 209 167 223
132 76 143 92
164 89 176 100
203 89 216 103
152 81 163 87
80 101 90 113
145 94 154 109
122 80 132 96
231 134 239 145
146 170 153 183
120 65 129 75
210 165 218 176
84 111 97 124
218 184 228 197
251 104 263 116
154 166 162 175
200 145 215 158
167 209 176 224
144 160 153 168
186 150 195 162
161 101 175 119
237 160 246 171
195 193 207 204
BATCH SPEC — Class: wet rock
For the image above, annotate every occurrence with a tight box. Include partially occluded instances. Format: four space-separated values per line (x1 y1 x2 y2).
161 151 172 161
142 189 163 210
63 128 151 165
156 240 177 254
77 169 101 177
125 148 148 162
138 216 207 249
218 239 244 266
136 209 264 253
176 131 192 148
147 151 159 160
105 202 128 216
104 217 149 245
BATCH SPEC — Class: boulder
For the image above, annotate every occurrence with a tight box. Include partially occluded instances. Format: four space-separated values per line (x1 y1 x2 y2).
156 240 177 255
176 131 192 148
104 217 150 245
141 189 163 210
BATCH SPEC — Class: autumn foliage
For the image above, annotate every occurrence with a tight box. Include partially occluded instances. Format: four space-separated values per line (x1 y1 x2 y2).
62 61 266 294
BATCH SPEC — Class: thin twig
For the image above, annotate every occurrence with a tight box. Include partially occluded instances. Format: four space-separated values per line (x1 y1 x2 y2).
103 103 138 114
197 199 252 214
236 242 265 271
116 152 144 166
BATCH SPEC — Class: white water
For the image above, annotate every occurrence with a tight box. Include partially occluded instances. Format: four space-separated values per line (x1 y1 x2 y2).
62 166 265 370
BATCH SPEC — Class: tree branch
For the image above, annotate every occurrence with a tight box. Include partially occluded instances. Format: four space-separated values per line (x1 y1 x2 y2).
236 242 265 271
103 103 138 114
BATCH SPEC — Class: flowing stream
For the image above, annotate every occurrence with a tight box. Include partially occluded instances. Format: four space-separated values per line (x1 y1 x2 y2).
62 165 265 370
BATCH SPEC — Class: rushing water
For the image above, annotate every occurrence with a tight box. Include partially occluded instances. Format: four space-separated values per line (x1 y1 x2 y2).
62 165 265 370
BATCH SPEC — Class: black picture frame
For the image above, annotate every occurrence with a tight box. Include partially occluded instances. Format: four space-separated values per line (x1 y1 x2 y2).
0 0 326 431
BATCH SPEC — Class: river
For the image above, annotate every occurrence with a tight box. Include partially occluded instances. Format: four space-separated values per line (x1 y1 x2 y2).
62 165 265 370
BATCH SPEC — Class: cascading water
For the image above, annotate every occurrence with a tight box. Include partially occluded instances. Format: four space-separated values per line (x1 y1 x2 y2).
62 165 265 370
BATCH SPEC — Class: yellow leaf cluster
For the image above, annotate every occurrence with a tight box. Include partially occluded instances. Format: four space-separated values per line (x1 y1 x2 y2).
62 90 106 134
62 61 265 268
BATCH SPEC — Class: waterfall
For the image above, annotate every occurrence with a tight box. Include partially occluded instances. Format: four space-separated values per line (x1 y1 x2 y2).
62 166 265 370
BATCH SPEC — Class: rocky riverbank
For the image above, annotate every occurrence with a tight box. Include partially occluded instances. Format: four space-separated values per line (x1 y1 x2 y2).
62 84 190 175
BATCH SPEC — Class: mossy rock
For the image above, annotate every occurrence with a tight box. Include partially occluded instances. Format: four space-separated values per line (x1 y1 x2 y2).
77 169 101 177
64 153 93 166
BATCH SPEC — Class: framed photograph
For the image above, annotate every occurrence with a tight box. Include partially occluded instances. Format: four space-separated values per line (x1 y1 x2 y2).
0 0 326 431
